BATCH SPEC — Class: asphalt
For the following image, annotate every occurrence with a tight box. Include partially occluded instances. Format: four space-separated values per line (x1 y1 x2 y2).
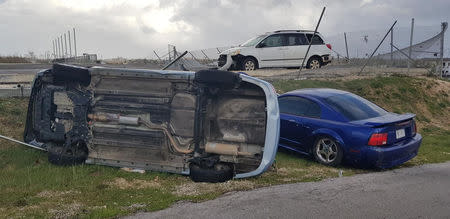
126 162 450 219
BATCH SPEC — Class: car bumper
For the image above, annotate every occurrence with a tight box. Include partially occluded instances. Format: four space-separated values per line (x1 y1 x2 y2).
321 55 332 64
361 134 422 169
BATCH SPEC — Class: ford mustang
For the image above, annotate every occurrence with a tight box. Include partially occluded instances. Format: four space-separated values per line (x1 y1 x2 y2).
278 88 422 168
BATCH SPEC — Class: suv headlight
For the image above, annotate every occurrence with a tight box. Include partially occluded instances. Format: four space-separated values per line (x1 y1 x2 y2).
230 49 240 56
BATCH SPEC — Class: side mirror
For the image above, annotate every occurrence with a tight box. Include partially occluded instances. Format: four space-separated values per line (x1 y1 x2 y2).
257 43 266 48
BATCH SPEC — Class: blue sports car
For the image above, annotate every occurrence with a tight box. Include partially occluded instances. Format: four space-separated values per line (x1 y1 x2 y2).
278 88 422 168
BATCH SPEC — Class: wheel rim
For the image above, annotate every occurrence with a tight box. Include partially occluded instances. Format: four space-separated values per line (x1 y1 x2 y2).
244 60 255 71
315 138 338 163
310 60 320 69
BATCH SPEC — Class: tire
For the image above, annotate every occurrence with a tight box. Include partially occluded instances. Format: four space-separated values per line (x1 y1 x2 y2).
194 69 240 89
313 137 343 166
241 57 257 71
47 142 88 166
189 163 234 183
306 57 322 69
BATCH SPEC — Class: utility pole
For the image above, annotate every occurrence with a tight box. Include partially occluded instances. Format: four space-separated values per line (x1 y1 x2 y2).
408 18 414 73
344 32 349 60
73 28 77 57
68 30 72 57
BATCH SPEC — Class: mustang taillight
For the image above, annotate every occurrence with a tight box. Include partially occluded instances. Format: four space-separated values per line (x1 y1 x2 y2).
412 120 417 136
368 133 388 146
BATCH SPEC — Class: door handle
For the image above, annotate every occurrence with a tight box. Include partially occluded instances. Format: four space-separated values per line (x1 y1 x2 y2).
288 119 296 122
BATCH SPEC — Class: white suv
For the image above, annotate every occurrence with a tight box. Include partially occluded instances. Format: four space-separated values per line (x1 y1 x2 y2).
218 30 332 71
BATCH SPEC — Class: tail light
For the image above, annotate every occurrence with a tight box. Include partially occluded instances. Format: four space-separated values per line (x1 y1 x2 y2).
412 120 417 136
326 44 332 50
368 133 388 146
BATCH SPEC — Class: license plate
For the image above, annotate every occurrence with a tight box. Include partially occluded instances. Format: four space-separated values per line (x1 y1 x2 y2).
396 129 405 139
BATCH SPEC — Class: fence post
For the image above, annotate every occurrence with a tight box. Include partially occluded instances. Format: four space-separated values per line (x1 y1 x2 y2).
390 26 394 65
359 20 397 75
344 32 349 60
408 18 414 73
440 22 446 78
297 7 326 78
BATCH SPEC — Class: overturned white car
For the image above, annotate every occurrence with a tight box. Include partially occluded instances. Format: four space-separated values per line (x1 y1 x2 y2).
23 64 279 182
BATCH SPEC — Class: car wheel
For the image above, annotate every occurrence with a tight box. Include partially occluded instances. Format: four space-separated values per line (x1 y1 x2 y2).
307 57 321 69
242 57 257 71
189 163 234 183
313 137 343 166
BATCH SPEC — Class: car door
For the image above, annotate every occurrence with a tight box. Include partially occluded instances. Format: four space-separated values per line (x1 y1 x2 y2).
279 96 322 153
283 33 309 67
256 34 287 67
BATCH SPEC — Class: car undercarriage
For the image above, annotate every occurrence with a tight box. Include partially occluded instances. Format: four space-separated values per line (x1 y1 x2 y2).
23 64 279 182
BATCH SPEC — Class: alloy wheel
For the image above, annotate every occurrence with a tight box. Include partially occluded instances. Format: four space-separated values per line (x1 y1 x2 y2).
310 59 321 69
315 138 338 163
244 60 255 71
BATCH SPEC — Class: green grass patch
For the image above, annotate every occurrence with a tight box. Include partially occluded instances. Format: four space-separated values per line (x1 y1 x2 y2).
0 76 449 218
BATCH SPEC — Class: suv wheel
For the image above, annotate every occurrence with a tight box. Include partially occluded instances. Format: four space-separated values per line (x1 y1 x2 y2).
242 57 257 71
307 57 322 69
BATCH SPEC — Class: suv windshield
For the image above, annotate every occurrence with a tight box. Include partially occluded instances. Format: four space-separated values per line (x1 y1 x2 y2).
241 35 267 47
324 93 387 121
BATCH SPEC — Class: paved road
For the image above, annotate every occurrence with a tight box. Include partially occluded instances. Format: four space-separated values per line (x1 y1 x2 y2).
127 162 450 219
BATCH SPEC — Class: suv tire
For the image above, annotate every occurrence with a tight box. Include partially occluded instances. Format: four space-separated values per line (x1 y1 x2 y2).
307 57 322 69
241 57 257 71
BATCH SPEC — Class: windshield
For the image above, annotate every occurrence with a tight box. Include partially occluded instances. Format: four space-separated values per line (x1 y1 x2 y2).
324 93 387 121
241 35 267 47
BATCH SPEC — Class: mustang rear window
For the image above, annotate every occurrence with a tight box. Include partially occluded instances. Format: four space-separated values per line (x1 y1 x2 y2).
325 93 387 121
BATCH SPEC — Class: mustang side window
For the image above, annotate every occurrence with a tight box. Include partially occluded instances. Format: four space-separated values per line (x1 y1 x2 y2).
279 96 321 118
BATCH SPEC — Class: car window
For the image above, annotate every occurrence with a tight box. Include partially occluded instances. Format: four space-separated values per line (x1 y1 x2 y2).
241 35 267 47
324 93 388 121
279 96 321 118
286 34 308 46
306 34 324 45
259 34 286 47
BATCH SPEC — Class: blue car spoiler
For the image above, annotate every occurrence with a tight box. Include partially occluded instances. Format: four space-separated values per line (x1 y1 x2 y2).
350 113 415 127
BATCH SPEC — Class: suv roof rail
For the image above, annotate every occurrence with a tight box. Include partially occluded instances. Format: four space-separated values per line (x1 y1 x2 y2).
273 29 317 33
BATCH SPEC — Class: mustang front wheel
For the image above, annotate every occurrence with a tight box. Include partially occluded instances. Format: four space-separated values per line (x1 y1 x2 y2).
313 137 343 166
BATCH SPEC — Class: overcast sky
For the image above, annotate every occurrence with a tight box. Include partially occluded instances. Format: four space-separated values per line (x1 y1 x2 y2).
0 0 449 59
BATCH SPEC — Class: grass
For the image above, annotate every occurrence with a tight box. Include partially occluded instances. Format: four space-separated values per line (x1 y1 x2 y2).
0 76 449 218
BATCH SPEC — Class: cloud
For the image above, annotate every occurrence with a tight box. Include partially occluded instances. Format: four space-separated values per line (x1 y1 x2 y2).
0 0 448 58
